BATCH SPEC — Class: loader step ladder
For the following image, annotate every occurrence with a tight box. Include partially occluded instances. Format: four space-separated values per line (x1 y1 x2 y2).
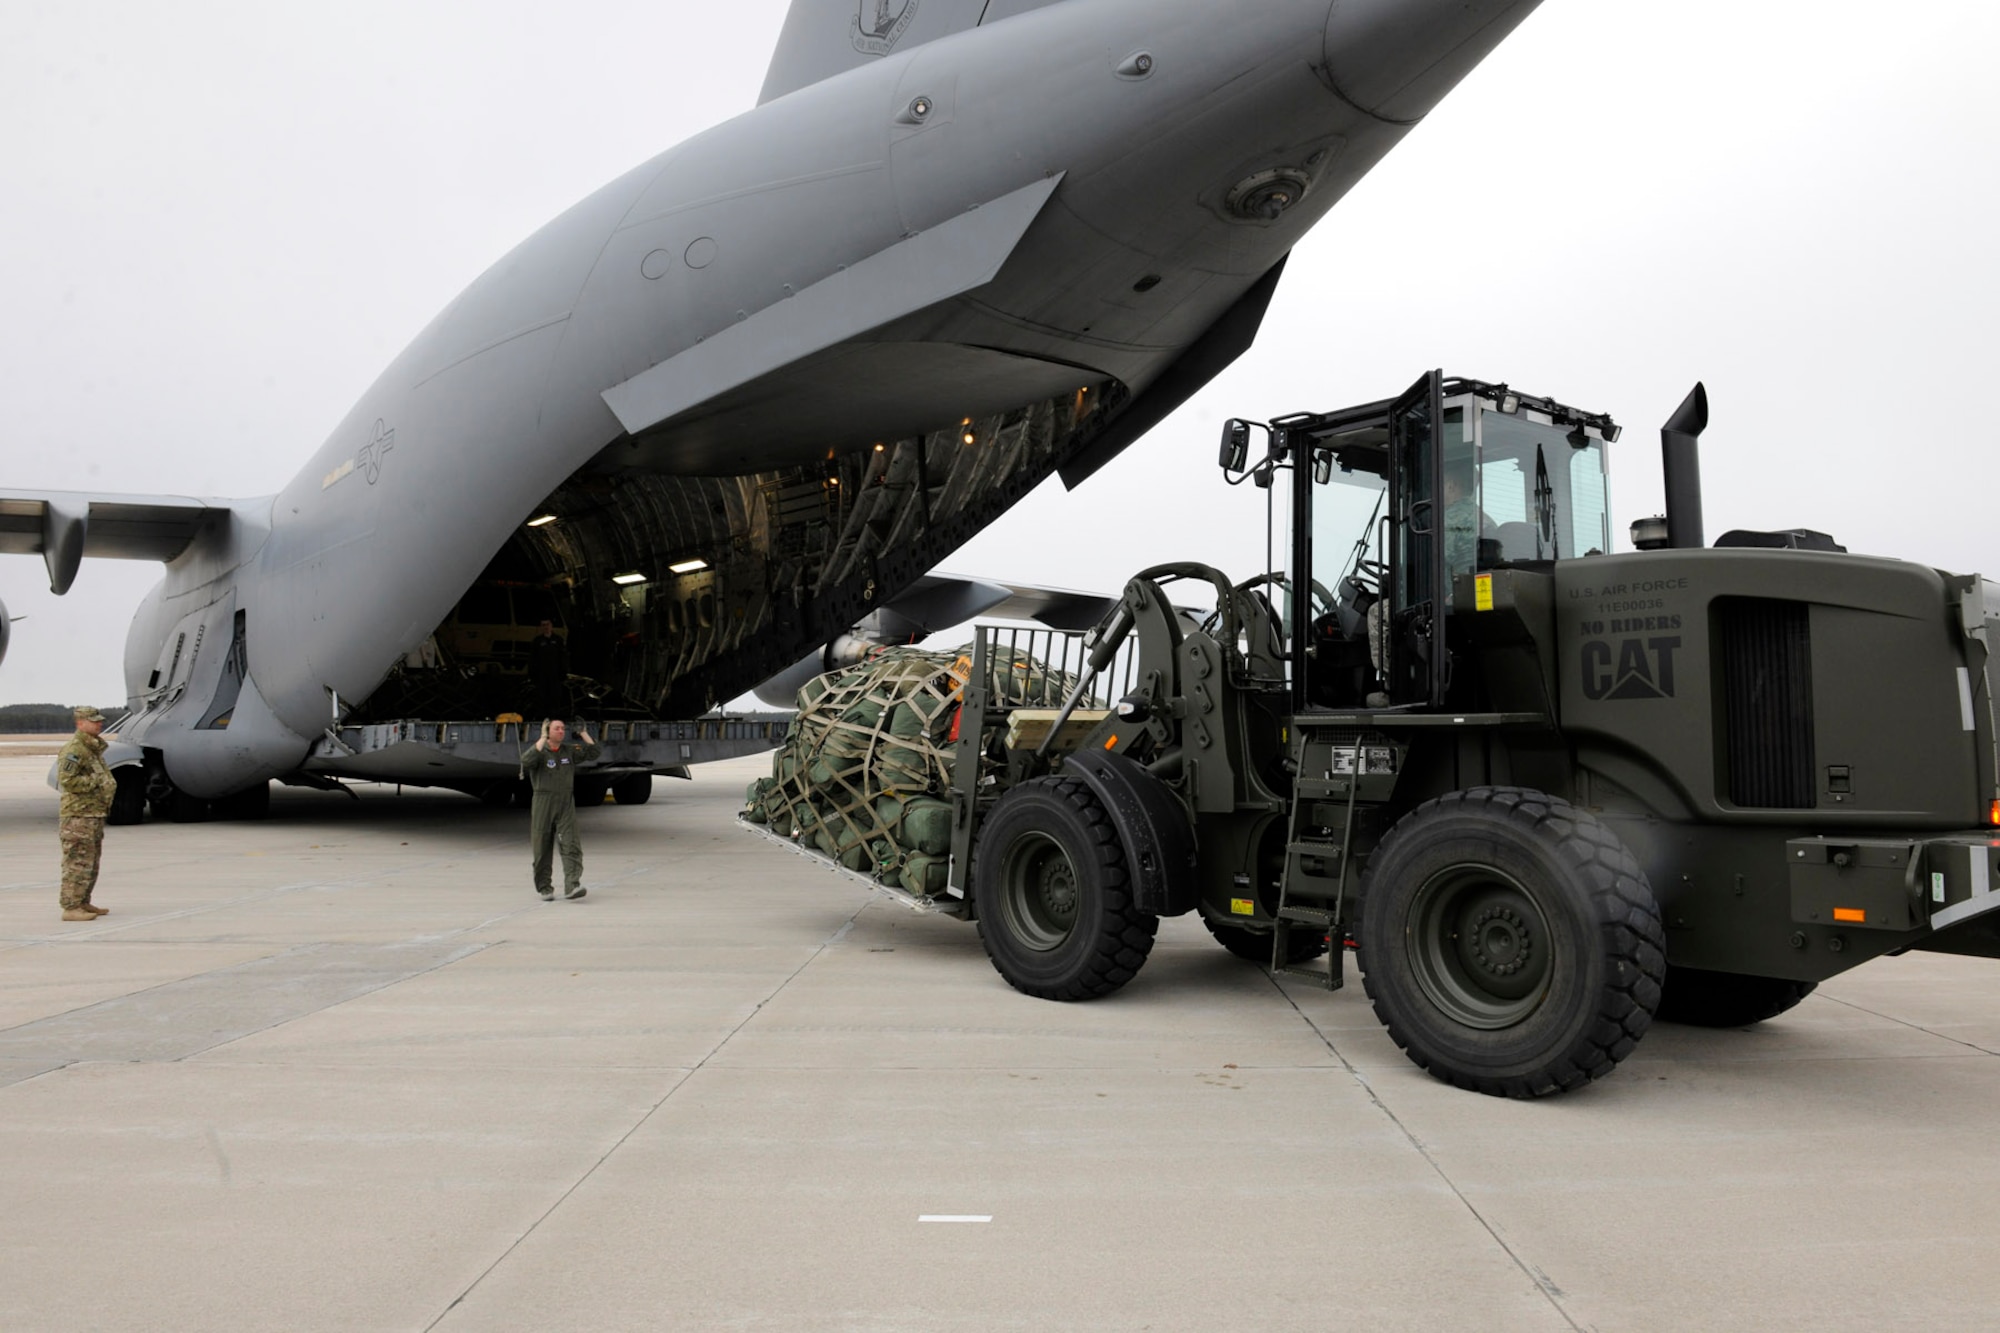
1268 736 1367 991
1271 903 1344 991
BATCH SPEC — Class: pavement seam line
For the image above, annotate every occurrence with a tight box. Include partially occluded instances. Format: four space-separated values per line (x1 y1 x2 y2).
1269 975 1584 1332
1820 992 2000 1057
425 897 875 1330
0 942 494 1077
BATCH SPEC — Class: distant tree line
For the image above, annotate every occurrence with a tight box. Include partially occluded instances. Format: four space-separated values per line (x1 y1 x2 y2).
0 704 122 733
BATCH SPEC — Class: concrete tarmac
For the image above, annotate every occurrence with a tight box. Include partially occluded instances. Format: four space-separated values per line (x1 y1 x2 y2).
3 752 1999 1330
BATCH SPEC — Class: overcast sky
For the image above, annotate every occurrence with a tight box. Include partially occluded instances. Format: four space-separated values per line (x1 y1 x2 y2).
4 1 1997 708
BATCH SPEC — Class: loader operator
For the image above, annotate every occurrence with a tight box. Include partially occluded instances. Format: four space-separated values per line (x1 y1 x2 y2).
56 705 118 921
521 717 602 900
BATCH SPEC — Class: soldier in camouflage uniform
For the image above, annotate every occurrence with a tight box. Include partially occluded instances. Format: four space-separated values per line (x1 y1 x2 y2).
56 705 119 922
521 717 602 900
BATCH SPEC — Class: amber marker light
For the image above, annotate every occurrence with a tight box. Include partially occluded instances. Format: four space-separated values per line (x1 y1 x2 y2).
1832 908 1867 924
1988 798 2000 826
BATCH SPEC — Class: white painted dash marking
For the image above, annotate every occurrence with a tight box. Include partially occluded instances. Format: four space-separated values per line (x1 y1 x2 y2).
919 1215 992 1223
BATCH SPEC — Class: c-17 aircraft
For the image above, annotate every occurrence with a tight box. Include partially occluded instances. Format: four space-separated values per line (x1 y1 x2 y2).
0 0 1541 819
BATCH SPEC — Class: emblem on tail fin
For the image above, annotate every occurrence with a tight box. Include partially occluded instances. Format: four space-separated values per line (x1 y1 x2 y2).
853 0 920 56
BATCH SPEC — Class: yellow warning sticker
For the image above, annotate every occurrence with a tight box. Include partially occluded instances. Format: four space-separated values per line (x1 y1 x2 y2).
1230 898 1255 916
1474 574 1494 612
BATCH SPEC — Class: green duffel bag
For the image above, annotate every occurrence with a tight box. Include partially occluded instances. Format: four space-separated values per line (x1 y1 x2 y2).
887 702 925 740
901 797 953 857
899 853 950 897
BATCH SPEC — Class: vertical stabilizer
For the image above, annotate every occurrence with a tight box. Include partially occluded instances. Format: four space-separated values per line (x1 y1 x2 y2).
759 0 1066 103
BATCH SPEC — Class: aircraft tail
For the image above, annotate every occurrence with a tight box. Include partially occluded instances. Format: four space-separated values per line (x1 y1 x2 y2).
760 1 1066 103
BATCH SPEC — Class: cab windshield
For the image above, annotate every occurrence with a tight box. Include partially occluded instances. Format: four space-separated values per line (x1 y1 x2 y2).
1453 405 1610 578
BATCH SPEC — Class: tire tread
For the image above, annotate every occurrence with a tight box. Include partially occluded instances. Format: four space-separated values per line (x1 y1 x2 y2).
1358 785 1667 1098
974 776 1158 1001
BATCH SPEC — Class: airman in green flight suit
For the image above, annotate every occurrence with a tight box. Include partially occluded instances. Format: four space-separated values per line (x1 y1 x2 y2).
521 717 602 900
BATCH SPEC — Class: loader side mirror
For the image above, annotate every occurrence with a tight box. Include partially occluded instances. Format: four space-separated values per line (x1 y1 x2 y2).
1313 450 1334 485
1219 419 1252 473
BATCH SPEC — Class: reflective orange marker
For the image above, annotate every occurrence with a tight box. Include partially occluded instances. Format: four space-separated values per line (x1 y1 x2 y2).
1103 735 1119 750
1833 907 1867 923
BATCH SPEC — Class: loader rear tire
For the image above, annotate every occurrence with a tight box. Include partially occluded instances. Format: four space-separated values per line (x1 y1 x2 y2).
973 777 1158 1001
1655 966 1815 1027
1357 787 1666 1098
1203 916 1328 965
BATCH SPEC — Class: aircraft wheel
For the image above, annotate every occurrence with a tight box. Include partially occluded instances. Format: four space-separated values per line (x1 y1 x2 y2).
1203 915 1327 964
1655 966 1815 1027
214 781 271 820
972 776 1157 1001
477 781 519 808
575 779 610 807
1357 786 1665 1098
108 769 147 826
611 773 653 806
156 787 211 824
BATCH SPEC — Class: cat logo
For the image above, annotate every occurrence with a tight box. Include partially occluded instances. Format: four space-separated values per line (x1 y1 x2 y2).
1581 635 1681 701
853 0 920 56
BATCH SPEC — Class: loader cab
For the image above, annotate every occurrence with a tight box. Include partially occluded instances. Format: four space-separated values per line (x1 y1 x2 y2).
1231 371 1617 712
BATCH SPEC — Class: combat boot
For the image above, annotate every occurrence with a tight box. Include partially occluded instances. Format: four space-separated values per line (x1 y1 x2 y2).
61 908 96 922
85 904 109 916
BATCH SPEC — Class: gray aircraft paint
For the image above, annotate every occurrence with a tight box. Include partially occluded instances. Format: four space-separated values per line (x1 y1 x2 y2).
1 0 1541 797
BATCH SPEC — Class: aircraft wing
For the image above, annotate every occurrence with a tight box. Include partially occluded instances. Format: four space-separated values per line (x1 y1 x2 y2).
750 571 1118 706
920 572 1115 633
0 489 222 595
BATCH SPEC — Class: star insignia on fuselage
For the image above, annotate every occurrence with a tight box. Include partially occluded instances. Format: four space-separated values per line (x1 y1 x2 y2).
358 419 396 484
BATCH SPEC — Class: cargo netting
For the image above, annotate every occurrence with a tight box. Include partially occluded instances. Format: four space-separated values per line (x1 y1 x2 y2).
742 644 1084 897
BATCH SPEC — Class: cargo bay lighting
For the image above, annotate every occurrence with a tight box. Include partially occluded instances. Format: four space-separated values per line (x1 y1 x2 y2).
526 513 559 527
668 558 709 575
611 572 648 586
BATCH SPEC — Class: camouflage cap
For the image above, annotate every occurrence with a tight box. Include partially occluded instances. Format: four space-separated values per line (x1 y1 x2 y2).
72 705 105 722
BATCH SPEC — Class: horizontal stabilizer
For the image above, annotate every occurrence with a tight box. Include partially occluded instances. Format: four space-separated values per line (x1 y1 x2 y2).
601 174 1062 440
0 490 221 595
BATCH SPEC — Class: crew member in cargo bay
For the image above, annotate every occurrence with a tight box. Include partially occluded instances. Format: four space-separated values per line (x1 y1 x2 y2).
527 620 569 723
56 705 118 921
522 717 601 900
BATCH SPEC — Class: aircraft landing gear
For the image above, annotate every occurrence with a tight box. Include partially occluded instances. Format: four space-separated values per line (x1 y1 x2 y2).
146 762 211 823
612 773 653 805
213 782 271 820
109 769 148 825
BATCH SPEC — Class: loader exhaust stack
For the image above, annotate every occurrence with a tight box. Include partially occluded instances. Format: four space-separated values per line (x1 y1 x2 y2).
1662 382 1708 549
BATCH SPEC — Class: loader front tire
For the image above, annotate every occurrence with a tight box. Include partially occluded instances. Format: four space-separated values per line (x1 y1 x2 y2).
1655 966 1815 1027
973 777 1158 1001
1357 787 1666 1098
